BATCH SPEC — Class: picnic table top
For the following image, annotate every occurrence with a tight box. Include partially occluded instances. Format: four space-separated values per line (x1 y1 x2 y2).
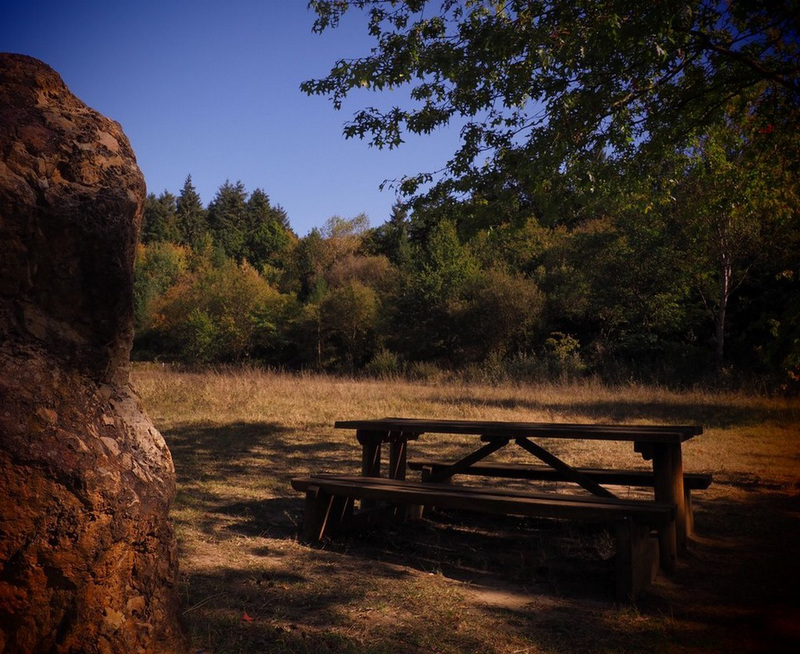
334 417 702 443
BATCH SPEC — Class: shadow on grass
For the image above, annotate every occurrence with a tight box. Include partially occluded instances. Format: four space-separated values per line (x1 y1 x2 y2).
162 421 358 544
429 394 799 429
179 546 494 654
164 421 363 481
319 510 620 601
303 487 800 652
162 420 800 652
180 567 370 653
176 487 800 653
163 421 295 482
215 497 301 540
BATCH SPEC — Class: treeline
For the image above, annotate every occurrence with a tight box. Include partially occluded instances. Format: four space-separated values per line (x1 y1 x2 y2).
134 166 799 390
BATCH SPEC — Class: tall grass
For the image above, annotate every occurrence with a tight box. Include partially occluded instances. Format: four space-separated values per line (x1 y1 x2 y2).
135 364 800 484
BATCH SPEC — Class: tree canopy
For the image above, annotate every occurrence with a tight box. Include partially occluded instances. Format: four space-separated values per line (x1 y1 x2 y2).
133 169 799 388
303 0 799 211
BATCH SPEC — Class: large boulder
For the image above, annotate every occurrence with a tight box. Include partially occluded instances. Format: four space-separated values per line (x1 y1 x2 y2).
0 53 187 653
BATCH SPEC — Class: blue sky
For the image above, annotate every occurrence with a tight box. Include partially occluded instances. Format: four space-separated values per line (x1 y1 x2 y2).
2 1 462 235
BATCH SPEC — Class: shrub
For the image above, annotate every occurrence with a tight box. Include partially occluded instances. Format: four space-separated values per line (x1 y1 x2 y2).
406 360 445 383
544 332 586 380
364 348 404 378
151 260 291 363
133 242 188 330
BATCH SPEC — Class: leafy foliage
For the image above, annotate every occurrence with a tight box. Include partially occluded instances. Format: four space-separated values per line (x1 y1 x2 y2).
133 242 188 330
305 0 799 213
321 280 380 370
150 260 292 363
128 5 799 388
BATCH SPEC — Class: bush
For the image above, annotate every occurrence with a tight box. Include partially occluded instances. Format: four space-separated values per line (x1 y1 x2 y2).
455 268 544 363
364 349 404 378
319 281 379 371
133 242 188 330
151 260 291 363
503 352 549 383
406 360 445 383
544 332 585 380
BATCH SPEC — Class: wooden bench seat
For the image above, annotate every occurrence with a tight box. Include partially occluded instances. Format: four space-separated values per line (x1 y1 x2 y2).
291 474 676 600
408 459 711 536
408 459 712 489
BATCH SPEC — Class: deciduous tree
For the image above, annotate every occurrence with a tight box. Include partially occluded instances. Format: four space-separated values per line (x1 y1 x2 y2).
673 100 800 371
305 0 799 214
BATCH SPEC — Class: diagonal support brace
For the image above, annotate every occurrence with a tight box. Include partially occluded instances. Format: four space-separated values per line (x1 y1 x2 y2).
515 437 617 499
424 438 509 484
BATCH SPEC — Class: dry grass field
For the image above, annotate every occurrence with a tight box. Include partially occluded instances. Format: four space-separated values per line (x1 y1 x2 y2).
131 365 800 653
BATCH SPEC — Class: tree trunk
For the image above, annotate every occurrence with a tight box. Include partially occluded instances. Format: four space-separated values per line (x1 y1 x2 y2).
715 253 732 373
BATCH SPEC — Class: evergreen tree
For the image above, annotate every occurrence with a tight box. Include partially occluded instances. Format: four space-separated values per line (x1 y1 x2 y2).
290 228 328 302
368 201 411 267
385 220 479 362
207 180 248 261
140 191 179 244
244 188 295 271
176 175 208 249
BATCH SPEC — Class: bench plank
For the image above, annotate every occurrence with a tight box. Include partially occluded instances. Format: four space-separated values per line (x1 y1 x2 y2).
407 459 712 489
407 459 710 543
293 474 674 522
291 474 675 600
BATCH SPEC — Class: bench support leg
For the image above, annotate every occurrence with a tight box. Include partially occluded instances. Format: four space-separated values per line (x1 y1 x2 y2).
615 518 659 602
685 489 695 538
302 485 327 542
389 439 407 480
302 486 353 542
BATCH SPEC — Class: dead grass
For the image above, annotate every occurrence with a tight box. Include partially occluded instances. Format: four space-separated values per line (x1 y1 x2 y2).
132 364 800 653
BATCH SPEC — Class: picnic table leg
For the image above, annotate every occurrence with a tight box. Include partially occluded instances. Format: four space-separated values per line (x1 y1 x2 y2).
685 488 695 538
651 443 685 570
358 429 384 477
389 435 427 519
358 429 385 512
672 446 687 549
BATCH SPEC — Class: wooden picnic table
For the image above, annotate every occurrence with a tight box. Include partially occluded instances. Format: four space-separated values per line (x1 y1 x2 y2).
334 417 704 571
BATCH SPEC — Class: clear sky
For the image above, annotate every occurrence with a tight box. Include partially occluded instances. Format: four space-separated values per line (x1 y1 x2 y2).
2 0 461 235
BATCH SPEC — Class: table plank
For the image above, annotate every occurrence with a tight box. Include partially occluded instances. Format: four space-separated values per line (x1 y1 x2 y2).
335 418 702 442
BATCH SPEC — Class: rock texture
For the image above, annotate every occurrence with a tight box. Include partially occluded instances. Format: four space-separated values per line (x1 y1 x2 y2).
0 53 187 653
